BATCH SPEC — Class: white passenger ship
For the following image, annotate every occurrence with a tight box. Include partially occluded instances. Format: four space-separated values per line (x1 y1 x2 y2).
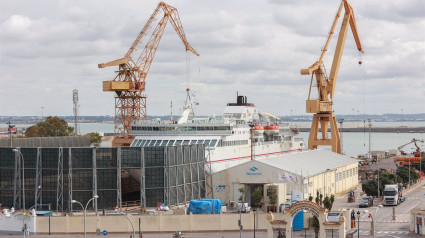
130 92 304 173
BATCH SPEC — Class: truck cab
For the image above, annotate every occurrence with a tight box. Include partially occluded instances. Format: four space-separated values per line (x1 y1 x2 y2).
383 184 399 206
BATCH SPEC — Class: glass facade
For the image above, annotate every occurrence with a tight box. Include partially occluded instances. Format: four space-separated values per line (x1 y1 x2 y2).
0 145 205 211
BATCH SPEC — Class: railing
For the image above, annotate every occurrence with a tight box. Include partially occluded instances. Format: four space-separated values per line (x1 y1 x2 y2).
131 130 232 136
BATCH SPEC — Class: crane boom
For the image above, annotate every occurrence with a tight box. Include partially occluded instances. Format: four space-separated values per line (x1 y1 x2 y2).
98 2 199 146
300 0 363 154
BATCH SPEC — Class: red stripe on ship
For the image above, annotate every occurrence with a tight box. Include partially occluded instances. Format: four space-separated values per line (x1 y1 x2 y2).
206 149 302 164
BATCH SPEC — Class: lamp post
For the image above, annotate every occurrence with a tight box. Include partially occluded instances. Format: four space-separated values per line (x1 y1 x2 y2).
71 195 99 238
115 209 135 238
356 211 360 238
12 149 25 211
253 207 257 238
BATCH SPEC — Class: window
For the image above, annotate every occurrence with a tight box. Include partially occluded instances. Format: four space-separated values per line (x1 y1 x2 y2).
335 173 338 182
175 140 182 146
211 139 218 147
343 171 345 179
350 169 352 177
183 140 190 145
204 140 211 147
168 140 175 146
339 172 342 181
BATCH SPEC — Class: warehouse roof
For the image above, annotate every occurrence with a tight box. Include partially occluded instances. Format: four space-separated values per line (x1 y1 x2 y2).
256 149 357 177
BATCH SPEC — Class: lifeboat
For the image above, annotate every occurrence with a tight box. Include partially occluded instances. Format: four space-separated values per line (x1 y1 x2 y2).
264 125 279 135
253 125 265 136
292 128 300 135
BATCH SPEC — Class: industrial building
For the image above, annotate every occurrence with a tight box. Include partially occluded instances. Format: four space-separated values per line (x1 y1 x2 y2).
209 149 358 209
0 145 205 211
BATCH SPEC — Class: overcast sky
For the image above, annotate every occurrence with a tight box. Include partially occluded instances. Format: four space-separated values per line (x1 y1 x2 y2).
1 0 424 117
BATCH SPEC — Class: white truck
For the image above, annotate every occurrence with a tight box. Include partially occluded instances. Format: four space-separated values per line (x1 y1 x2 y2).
383 184 399 206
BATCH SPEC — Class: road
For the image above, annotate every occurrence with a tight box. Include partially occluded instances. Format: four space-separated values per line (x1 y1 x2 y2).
333 178 424 238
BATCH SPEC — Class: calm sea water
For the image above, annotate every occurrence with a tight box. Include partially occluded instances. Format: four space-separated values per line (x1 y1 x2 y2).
2 122 424 157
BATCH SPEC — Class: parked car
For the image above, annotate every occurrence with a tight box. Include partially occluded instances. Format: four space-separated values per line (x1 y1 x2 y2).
359 197 373 208
399 196 406 203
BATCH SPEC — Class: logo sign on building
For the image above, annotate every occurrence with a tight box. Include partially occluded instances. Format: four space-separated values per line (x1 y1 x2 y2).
327 212 341 222
215 185 226 192
246 167 262 176
291 190 303 205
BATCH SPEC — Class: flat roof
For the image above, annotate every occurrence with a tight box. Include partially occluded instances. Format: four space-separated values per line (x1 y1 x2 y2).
256 149 357 177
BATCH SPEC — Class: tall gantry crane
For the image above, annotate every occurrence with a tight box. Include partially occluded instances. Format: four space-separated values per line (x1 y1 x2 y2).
99 2 199 146
301 0 363 153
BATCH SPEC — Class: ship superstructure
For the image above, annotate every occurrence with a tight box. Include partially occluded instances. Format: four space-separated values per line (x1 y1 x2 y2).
130 93 304 173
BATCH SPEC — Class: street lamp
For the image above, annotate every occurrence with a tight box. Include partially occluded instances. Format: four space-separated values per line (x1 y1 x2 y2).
115 209 135 238
12 149 25 211
356 211 360 238
253 207 257 238
71 195 99 238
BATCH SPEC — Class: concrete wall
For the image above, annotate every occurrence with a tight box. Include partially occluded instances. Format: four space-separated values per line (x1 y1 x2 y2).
35 212 272 234
0 213 36 234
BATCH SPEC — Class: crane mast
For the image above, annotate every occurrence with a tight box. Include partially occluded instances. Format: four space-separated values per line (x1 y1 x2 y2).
301 0 363 153
99 2 199 146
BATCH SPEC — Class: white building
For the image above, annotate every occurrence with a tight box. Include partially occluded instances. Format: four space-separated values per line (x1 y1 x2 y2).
209 149 359 210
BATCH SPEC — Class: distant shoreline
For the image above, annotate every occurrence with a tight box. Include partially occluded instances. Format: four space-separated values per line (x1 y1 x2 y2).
298 127 425 133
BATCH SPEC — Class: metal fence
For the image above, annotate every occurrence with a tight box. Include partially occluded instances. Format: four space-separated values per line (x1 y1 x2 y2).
0 136 90 148
0 145 205 212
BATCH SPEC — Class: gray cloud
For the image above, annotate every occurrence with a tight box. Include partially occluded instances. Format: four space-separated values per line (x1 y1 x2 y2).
0 0 423 117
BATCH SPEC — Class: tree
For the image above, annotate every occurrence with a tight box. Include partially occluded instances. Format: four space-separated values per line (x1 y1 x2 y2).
252 186 263 207
319 193 323 206
396 167 419 185
323 195 335 211
25 116 73 137
238 186 246 202
308 195 313 202
25 125 46 137
312 216 320 238
267 186 278 212
88 132 102 147
362 180 378 196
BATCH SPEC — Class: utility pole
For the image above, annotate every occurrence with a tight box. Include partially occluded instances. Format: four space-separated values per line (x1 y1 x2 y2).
339 118 344 154
41 107 45 119
73 90 79 135
368 119 372 153
377 168 380 203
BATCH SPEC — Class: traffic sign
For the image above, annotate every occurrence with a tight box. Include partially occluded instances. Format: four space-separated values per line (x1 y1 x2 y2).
103 230 107 236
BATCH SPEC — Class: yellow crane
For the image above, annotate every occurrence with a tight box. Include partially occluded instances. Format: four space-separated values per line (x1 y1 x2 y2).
301 0 363 153
99 2 199 146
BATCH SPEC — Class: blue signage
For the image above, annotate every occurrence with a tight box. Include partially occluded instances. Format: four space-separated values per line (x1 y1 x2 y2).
103 230 108 236
247 166 262 175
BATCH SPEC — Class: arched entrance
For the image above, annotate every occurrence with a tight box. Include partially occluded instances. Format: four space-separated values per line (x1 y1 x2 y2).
286 201 326 238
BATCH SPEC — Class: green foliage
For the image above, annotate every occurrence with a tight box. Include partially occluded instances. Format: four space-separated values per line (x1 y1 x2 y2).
267 186 278 206
330 195 335 205
252 186 263 207
312 216 320 228
25 125 46 137
88 132 102 147
315 196 320 205
238 186 246 202
396 167 419 184
323 196 334 211
308 195 313 202
362 180 378 196
319 193 323 205
25 116 74 137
